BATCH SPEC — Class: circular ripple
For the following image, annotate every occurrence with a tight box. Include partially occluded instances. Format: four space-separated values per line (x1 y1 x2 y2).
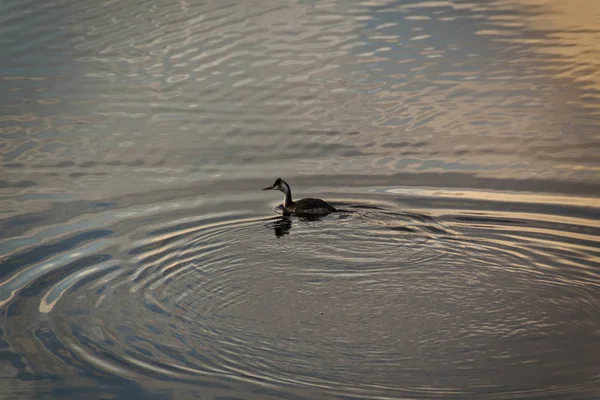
2 202 600 399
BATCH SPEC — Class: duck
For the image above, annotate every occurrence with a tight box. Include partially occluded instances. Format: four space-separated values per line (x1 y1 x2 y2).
262 178 337 216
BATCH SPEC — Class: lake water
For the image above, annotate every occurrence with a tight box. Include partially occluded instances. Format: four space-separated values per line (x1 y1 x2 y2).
1 0 599 399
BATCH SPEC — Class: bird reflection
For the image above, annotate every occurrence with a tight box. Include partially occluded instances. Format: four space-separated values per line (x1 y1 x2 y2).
267 215 293 237
266 212 326 238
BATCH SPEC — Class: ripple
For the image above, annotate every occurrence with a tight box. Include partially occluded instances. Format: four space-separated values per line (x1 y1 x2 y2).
1 0 600 397
1 192 599 399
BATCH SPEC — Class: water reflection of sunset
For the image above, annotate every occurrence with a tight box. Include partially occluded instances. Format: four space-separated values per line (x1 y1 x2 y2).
490 0 600 92
1 1 600 399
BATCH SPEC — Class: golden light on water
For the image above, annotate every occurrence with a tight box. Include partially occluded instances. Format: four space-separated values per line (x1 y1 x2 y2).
494 0 600 91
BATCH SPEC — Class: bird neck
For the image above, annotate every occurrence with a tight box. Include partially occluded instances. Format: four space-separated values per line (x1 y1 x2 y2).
281 181 293 208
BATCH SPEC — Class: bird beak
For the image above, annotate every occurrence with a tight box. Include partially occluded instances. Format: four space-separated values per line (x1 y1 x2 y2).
262 184 275 191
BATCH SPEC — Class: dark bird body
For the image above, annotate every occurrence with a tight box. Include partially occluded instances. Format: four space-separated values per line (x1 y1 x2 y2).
262 178 337 216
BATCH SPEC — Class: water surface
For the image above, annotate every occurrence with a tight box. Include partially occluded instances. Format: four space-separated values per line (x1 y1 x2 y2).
1 0 599 399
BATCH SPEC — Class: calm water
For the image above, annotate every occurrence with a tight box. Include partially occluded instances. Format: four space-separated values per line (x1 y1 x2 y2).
1 0 599 399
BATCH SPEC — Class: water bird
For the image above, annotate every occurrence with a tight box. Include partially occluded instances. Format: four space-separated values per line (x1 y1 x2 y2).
262 178 337 216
